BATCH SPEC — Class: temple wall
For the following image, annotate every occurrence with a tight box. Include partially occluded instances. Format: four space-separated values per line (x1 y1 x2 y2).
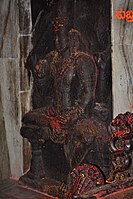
0 0 32 179
111 0 133 117
111 0 133 175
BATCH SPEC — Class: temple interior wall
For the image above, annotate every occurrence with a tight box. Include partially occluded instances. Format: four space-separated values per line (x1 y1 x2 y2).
0 0 32 180
111 0 133 116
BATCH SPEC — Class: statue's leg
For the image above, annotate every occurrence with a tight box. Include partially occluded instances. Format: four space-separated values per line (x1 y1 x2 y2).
64 130 89 169
64 116 111 179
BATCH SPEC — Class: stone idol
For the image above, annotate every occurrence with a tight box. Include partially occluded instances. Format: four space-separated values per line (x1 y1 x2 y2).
19 0 133 198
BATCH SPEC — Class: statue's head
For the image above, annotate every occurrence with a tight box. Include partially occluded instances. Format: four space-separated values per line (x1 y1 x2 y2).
53 17 82 54
53 16 69 53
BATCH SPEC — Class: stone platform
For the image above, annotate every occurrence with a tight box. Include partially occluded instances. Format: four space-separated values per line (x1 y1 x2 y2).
79 177 133 199
0 178 133 199
0 179 57 199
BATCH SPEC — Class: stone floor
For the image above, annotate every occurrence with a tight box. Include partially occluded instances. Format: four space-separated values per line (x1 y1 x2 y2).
0 178 133 199
80 177 133 199
0 179 57 199
101 186 133 199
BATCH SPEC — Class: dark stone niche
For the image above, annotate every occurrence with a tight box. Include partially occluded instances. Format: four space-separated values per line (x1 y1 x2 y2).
20 0 130 198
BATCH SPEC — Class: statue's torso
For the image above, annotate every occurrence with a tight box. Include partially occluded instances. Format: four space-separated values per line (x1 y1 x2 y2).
51 51 97 114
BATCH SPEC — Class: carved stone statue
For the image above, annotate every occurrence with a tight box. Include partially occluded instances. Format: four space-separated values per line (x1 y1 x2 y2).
20 0 112 195
19 1 133 198
20 15 111 184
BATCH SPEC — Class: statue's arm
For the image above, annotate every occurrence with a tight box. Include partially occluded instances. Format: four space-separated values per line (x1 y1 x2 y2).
77 57 97 110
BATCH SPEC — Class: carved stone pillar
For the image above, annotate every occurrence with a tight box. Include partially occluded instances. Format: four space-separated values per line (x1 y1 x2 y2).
27 140 45 179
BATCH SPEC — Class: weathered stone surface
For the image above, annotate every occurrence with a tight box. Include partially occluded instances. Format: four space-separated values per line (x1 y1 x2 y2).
0 58 23 178
20 91 31 173
112 0 133 176
18 0 32 173
20 91 31 117
112 0 133 116
0 0 19 58
0 0 32 178
18 0 32 34
0 87 11 181
19 36 32 91
0 0 22 178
